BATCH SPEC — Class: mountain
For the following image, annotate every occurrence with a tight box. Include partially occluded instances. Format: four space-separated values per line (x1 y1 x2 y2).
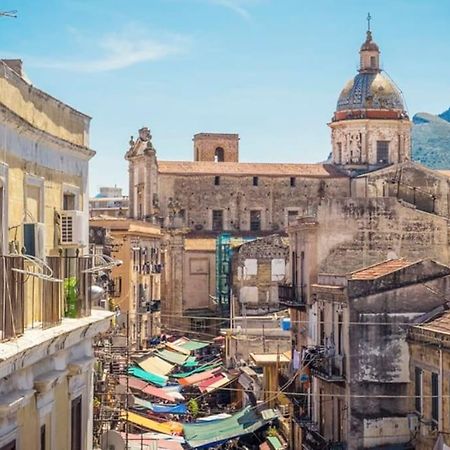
412 109 450 169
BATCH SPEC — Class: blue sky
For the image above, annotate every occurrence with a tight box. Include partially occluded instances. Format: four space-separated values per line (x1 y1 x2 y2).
1 0 449 194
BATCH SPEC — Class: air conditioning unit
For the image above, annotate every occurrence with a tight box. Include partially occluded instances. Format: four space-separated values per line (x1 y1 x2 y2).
60 210 86 247
23 223 45 259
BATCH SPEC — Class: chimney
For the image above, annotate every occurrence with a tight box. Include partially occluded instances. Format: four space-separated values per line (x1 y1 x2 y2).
2 59 24 77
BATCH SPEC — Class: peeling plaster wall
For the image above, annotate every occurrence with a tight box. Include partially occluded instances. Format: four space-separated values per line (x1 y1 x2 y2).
315 197 449 274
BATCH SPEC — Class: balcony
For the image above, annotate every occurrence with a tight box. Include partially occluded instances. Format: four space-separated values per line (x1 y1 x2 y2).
305 346 345 383
278 283 306 309
302 429 347 450
0 255 94 342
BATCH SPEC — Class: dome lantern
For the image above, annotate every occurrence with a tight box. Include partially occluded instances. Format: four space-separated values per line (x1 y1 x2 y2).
359 13 380 73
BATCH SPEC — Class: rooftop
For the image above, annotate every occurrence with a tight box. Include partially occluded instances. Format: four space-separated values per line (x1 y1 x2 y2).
350 258 412 280
157 161 346 177
415 311 450 336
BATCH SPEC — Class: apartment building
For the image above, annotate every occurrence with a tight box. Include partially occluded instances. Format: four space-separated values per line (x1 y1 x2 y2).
0 59 112 450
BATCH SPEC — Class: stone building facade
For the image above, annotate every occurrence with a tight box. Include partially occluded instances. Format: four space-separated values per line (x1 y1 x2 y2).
89 217 162 348
408 311 450 449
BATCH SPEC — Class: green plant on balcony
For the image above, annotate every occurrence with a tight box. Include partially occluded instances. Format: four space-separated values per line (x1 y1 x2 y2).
64 277 78 318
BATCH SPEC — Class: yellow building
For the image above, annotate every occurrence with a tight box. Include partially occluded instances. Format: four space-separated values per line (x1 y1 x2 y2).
0 59 112 449
89 216 162 348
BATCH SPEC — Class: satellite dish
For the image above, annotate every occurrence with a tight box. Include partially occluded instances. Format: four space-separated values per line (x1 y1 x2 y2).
100 430 125 450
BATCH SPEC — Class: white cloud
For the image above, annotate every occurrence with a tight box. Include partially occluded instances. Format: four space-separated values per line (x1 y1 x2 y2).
31 25 188 73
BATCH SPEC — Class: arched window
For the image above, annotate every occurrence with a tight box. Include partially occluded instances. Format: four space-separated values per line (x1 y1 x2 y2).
214 147 224 162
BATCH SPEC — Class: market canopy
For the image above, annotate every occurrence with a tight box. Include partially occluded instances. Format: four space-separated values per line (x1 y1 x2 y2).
128 366 168 387
178 368 220 386
171 361 222 379
173 338 210 352
133 397 188 415
156 349 188 366
119 376 179 402
183 407 279 449
198 373 235 394
137 355 174 376
122 410 183 436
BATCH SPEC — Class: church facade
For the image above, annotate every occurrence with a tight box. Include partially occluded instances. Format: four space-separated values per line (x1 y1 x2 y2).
124 22 450 346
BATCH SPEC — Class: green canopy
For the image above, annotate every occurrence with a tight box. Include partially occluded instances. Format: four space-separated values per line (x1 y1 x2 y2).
183 407 279 449
183 356 198 368
179 340 210 352
171 361 222 379
128 366 167 387
156 349 188 365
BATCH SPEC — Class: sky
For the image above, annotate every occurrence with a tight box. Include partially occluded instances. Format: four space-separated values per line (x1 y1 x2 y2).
1 0 449 194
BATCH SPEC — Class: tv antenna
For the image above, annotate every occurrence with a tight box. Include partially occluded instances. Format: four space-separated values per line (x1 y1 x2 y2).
0 10 17 18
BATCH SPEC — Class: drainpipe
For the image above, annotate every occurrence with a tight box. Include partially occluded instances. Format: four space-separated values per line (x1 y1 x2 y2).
439 343 443 433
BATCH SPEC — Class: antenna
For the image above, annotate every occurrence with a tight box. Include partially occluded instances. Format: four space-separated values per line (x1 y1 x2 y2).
0 10 17 18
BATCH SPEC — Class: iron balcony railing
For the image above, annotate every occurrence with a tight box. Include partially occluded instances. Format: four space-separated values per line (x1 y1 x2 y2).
0 255 94 342
302 429 347 450
278 283 306 309
305 346 346 383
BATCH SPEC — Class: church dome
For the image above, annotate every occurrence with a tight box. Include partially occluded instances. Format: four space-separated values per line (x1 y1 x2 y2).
336 71 405 112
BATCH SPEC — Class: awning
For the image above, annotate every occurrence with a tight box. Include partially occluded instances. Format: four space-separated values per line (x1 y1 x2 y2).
166 342 191 355
119 376 178 402
183 407 279 449
178 369 220 386
172 361 222 379
183 356 198 368
133 397 188 415
199 373 234 393
122 410 183 435
174 339 210 352
138 356 174 376
128 366 168 387
197 413 232 422
156 349 188 366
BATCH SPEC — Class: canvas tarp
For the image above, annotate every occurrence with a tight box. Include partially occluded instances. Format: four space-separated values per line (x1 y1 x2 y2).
119 376 177 402
178 369 220 386
198 373 234 393
174 339 210 352
134 397 188 415
138 356 175 376
122 410 183 435
171 361 222 379
183 407 278 449
267 436 283 450
183 356 198 368
156 349 188 366
128 366 168 387
166 342 191 355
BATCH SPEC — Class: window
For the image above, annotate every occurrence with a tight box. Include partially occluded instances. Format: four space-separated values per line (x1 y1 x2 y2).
431 372 439 423
112 277 122 297
250 210 261 232
370 56 376 68
212 210 223 232
415 367 423 414
288 210 298 225
192 318 207 333
337 312 343 355
376 141 390 164
319 308 325 346
290 177 296 187
214 147 224 162
71 395 82 450
0 180 4 254
253 176 259 186
214 176 220 186
40 424 46 450
63 193 76 210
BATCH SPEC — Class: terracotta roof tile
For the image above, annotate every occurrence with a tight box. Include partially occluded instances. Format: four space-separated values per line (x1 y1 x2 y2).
350 258 412 280
157 161 346 177
416 311 450 335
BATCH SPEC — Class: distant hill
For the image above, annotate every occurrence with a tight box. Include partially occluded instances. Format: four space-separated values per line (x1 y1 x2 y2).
412 109 450 169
